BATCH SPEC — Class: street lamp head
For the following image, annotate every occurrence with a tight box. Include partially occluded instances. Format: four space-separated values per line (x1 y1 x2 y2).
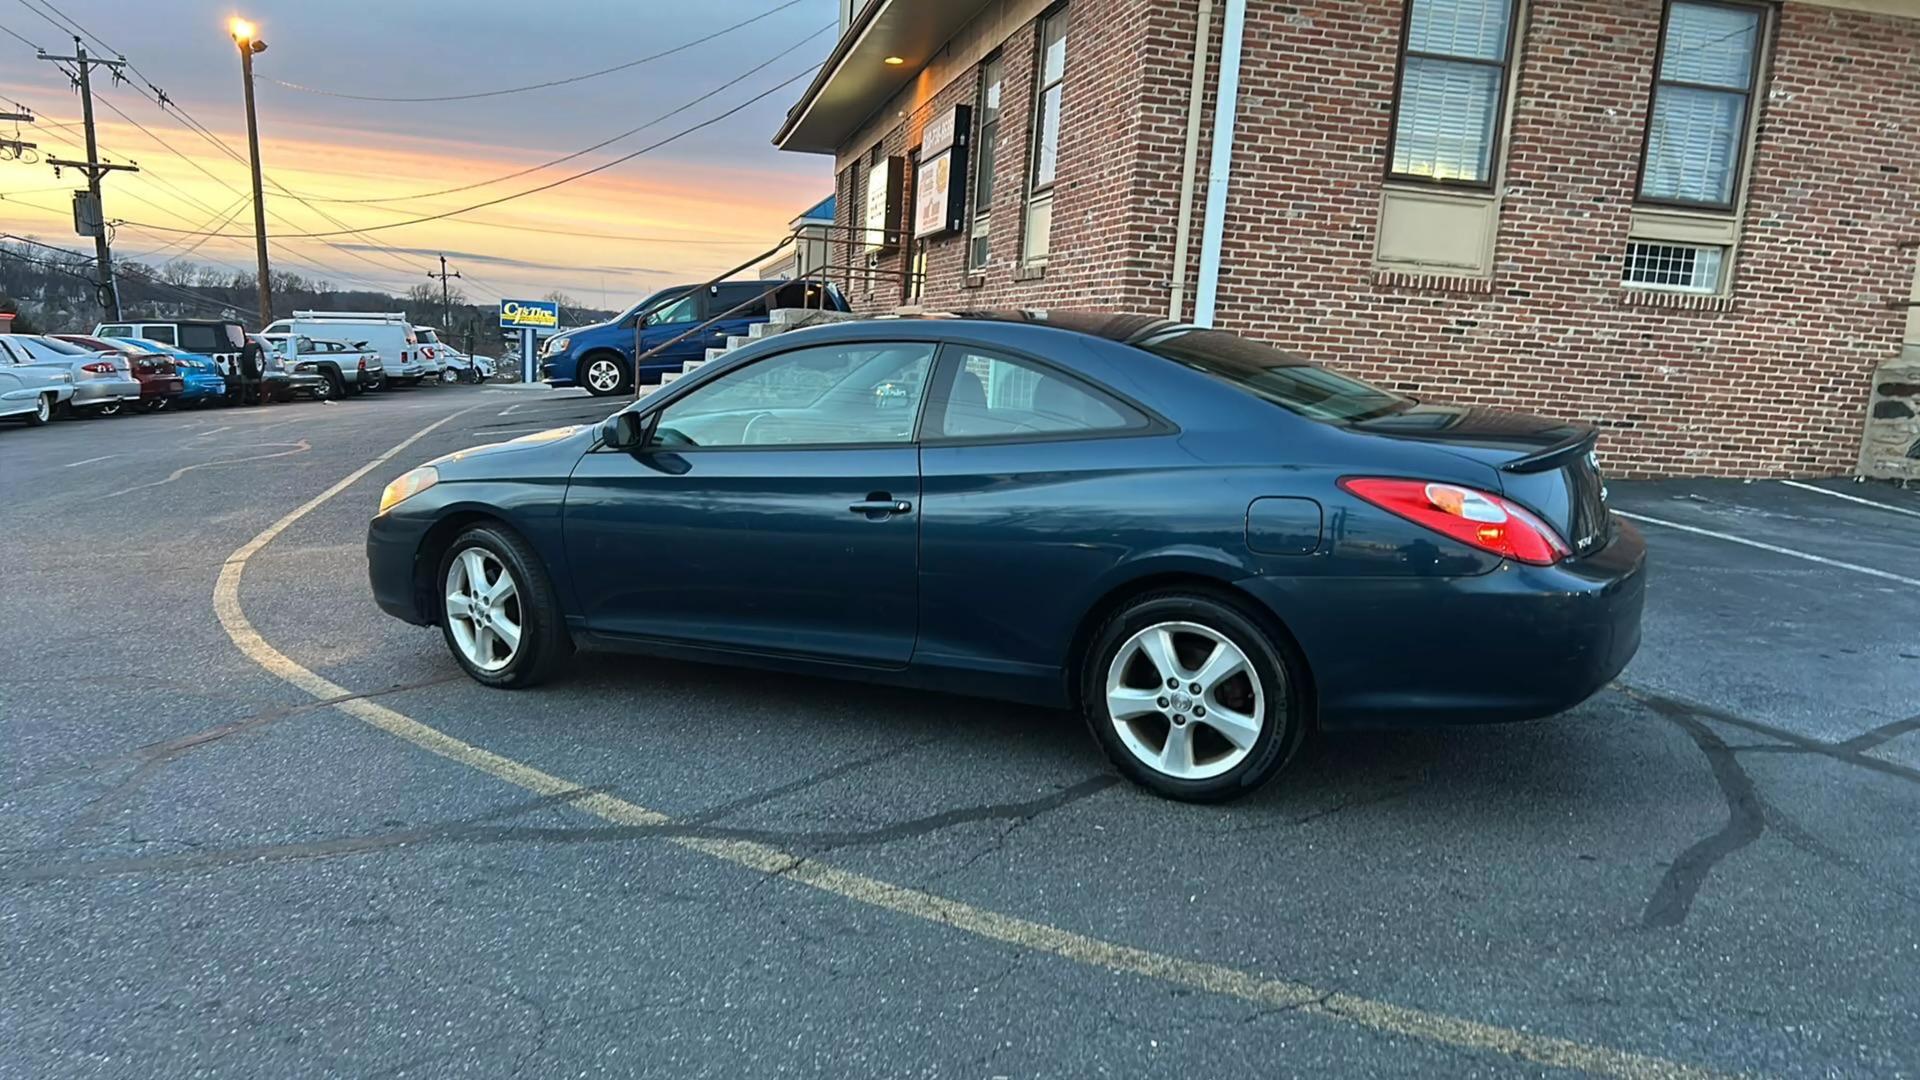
229 17 256 43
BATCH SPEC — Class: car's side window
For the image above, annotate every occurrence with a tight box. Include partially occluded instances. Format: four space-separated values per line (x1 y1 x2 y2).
645 293 701 328
652 342 937 450
930 347 1148 440
144 326 177 345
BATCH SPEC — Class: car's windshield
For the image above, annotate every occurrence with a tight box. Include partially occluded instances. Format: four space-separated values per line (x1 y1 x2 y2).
1134 327 1411 424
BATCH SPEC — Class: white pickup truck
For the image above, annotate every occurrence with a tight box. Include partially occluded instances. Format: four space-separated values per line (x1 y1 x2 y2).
262 333 387 396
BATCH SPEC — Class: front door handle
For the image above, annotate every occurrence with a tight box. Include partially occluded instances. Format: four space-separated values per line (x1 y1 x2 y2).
849 497 913 517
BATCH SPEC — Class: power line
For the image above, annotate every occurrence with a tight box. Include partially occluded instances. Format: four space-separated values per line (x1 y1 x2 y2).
260 0 807 103
282 23 833 206
119 64 821 240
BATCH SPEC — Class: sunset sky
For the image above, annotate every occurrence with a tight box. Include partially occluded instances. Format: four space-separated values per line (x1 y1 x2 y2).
0 0 838 307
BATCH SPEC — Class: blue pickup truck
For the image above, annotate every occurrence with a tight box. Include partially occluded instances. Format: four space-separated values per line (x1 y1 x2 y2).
541 280 851 396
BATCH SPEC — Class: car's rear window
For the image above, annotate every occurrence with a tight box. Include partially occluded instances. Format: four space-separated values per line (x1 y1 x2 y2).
30 337 89 356
1133 327 1410 424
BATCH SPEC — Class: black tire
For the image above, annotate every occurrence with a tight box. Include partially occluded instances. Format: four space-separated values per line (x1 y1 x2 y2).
435 524 572 689
580 353 632 397
94 400 125 417
320 369 346 400
25 392 53 426
1080 590 1307 803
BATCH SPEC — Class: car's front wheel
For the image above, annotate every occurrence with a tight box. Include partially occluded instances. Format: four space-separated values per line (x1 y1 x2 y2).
581 354 631 397
437 525 570 688
1082 591 1306 802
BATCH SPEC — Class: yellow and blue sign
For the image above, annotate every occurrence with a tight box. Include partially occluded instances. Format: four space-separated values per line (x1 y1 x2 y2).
499 299 560 331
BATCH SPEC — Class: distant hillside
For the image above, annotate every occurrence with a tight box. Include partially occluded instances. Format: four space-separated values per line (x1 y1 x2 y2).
0 241 619 347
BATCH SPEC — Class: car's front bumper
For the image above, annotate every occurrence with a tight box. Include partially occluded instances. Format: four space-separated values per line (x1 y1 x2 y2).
541 356 578 387
367 509 435 625
1242 520 1647 729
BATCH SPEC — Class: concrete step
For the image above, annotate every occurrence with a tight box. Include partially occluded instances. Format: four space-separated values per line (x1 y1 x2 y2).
682 360 706 371
705 347 730 363
660 370 682 384
726 336 752 351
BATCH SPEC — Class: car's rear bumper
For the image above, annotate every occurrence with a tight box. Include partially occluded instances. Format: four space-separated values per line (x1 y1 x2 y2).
367 511 434 625
1242 521 1647 728
71 379 142 406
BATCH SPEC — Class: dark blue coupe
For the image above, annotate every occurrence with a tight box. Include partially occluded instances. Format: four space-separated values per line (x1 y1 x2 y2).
369 312 1644 801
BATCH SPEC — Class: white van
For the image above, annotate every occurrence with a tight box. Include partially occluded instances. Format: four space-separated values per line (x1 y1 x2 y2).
262 312 432 386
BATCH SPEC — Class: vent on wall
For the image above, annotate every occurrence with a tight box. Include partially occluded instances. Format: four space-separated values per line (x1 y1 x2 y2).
1622 242 1726 294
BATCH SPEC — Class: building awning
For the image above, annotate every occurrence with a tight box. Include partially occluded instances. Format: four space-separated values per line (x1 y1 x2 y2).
775 0 994 155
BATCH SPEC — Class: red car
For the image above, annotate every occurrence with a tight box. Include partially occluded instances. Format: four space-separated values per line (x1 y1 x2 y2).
51 334 184 412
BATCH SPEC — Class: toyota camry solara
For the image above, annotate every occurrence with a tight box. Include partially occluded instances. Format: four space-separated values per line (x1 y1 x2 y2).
368 312 1644 801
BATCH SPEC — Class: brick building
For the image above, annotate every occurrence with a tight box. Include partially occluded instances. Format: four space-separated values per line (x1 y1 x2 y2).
774 0 1920 477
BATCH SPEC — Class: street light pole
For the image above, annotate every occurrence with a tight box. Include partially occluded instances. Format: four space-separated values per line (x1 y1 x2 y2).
231 19 271 327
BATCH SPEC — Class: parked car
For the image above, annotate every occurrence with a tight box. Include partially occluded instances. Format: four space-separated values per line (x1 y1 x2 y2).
264 313 427 386
542 280 850 396
426 337 493 383
104 338 227 406
50 334 184 412
263 333 384 396
369 311 1643 802
0 335 142 417
234 334 325 401
0 340 75 425
93 320 248 388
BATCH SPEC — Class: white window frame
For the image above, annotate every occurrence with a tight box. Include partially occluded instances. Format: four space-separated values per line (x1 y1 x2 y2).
1022 4 1069 266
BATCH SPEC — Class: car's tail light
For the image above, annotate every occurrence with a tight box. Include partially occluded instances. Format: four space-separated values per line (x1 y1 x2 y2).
81 361 116 375
357 358 367 371
1339 477 1572 566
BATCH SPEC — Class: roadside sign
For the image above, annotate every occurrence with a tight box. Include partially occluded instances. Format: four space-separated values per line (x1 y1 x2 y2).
499 299 560 331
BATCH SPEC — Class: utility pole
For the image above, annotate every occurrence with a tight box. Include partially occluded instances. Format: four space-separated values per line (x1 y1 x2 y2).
0 104 37 162
230 19 272 327
428 255 461 328
37 38 137 320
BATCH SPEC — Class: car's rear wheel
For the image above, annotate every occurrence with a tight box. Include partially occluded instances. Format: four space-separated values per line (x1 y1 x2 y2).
1082 592 1306 802
319 370 344 400
94 400 125 417
27 393 53 426
582 354 631 397
437 525 570 688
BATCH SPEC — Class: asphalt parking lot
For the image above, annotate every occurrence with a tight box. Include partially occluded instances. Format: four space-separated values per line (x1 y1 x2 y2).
3 389 1916 1078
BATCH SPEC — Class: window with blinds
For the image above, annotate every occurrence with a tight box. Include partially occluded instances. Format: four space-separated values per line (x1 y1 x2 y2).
1387 0 1518 187
1637 1 1764 209
1023 5 1068 264
970 55 1004 271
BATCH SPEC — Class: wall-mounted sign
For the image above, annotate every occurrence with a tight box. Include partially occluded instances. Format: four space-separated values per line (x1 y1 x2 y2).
915 104 972 240
499 299 560 330
865 155 904 254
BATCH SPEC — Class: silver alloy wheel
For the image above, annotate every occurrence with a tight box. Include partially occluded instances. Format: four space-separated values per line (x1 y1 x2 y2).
1105 621 1267 781
585 358 623 394
444 547 523 673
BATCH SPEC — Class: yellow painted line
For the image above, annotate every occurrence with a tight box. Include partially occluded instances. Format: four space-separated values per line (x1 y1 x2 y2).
213 413 1736 1080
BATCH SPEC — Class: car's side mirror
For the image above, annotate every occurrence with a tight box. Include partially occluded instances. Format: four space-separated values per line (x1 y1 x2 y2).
601 410 649 451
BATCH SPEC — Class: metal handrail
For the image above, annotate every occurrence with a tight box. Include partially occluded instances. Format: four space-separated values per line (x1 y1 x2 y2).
625 224 922 389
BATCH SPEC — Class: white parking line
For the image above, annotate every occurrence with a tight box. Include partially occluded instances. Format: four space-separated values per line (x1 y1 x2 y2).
63 455 117 468
1615 510 1920 589
1780 480 1920 521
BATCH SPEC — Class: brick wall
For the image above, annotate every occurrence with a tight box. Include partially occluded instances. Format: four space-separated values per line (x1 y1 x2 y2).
823 0 1920 478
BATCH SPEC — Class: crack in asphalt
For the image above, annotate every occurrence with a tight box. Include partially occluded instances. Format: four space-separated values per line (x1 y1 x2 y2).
1834 712 1920 755
4 675 465 804
100 440 313 499
0 775 1118 884
1637 705 1766 929
682 736 939 826
1615 683 1920 786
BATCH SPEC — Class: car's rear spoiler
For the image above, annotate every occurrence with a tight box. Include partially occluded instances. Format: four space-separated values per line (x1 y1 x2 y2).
1500 427 1599 474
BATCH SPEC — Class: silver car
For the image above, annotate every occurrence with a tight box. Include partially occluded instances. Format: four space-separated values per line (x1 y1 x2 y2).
0 340 76 425
0 335 141 417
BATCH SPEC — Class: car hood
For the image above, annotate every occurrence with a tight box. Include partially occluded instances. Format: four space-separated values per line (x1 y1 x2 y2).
428 425 593 472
